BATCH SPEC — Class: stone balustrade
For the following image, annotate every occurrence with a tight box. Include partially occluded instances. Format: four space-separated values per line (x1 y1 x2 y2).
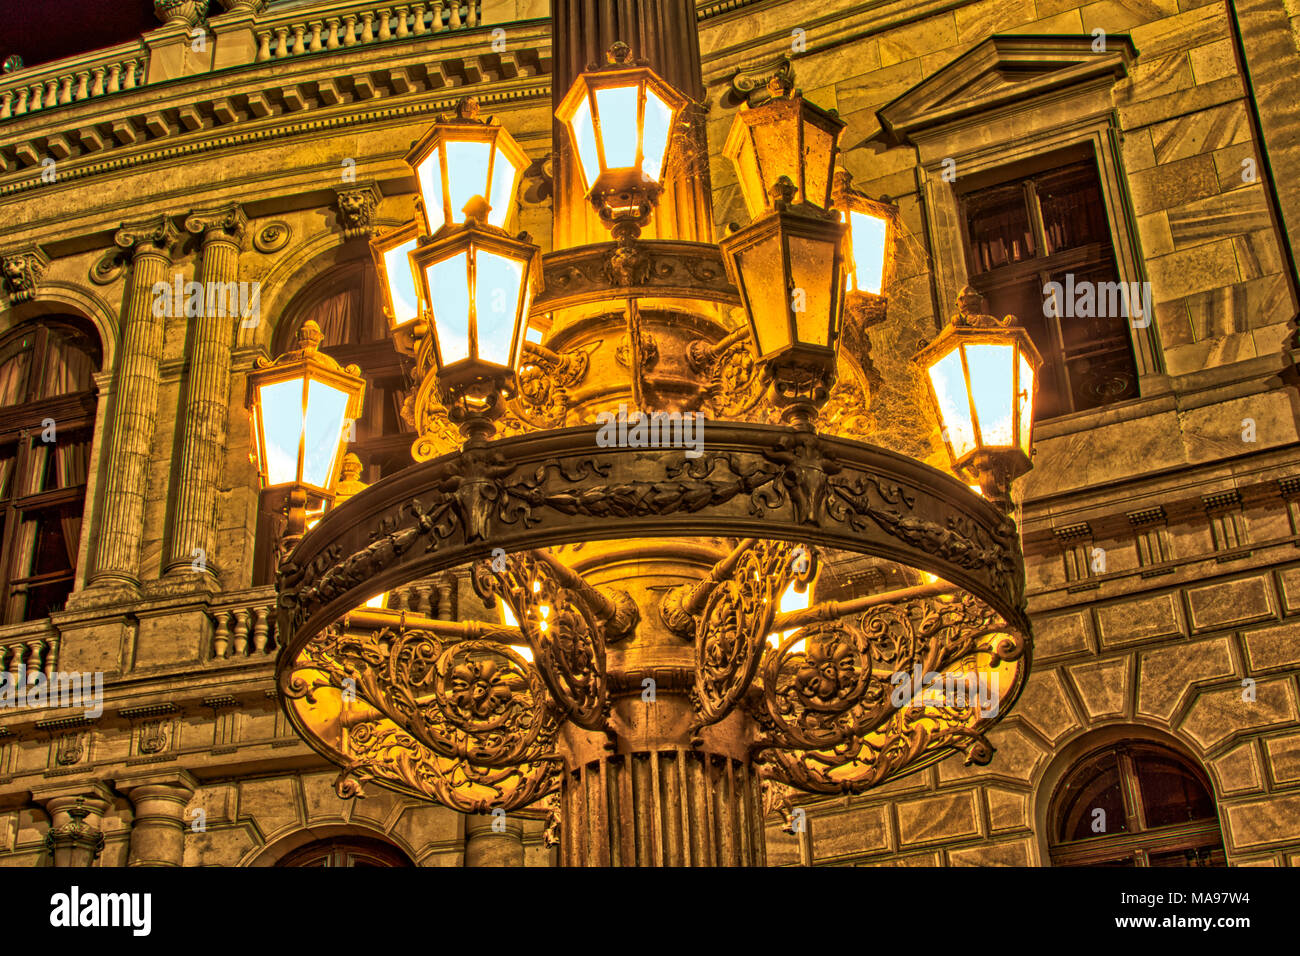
0 45 147 121
254 1 481 61
0 636 59 686
208 592 278 660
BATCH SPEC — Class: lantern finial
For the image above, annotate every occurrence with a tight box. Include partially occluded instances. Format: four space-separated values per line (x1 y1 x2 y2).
462 194 492 225
606 41 633 66
294 319 324 352
768 175 798 208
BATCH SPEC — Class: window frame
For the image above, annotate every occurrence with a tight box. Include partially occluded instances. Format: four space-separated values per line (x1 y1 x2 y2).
0 321 101 624
1047 743 1225 867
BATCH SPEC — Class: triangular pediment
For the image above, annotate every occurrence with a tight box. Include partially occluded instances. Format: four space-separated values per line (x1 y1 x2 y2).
876 34 1137 146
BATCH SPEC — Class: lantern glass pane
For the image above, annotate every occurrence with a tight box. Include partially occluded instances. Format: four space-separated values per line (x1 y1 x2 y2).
928 348 977 460
487 145 520 228
595 85 640 169
415 148 446 233
788 235 835 347
445 140 492 224
383 237 422 327
771 580 810 651
641 88 674 184
737 235 790 357
848 210 889 295
1018 351 1035 456
753 121 795 198
965 342 1015 447
733 134 764 219
428 251 471 365
569 95 601 189
258 378 305 486
474 249 525 367
802 121 836 208
302 378 351 489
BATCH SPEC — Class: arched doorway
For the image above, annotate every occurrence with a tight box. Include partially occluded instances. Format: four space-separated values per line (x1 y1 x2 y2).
276 835 413 867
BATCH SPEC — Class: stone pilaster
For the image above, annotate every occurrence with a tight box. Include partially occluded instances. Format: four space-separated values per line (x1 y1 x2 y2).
464 812 525 866
86 216 181 594
118 770 197 867
164 204 247 580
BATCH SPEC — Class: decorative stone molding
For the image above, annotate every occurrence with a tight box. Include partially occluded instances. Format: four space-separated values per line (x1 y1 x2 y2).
1 245 48 302
335 182 382 239
253 220 291 253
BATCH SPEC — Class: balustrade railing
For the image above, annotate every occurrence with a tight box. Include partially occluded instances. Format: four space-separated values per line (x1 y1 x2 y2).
255 1 481 61
0 44 147 121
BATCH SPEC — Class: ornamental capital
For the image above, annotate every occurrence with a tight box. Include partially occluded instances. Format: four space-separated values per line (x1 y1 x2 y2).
184 203 248 244
115 215 182 259
1 245 49 303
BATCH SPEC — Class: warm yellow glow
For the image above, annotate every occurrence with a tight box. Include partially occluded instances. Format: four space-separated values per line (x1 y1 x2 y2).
927 348 976 460
364 592 386 608
497 600 534 662
847 209 889 295
770 581 810 652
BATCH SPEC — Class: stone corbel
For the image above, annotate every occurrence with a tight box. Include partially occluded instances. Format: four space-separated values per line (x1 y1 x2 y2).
1 245 49 303
335 182 383 240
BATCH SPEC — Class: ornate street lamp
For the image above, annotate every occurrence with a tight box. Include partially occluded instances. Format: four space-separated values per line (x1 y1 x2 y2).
555 41 688 238
405 97 528 236
915 286 1043 510
724 74 844 217
245 320 365 550
833 167 898 328
408 196 541 443
275 7 1034 868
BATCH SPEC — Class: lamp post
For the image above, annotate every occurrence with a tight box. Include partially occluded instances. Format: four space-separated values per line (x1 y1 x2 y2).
914 286 1043 511
555 40 688 241
245 320 365 556
275 1 1035 868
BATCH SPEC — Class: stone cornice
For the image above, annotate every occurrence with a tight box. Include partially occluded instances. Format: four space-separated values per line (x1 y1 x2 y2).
0 26 553 201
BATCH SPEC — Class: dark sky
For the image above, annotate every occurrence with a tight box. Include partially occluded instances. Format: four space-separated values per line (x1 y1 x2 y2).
1 0 158 70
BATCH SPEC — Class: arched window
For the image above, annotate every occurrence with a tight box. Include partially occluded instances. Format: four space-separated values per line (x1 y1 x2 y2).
1048 742 1225 866
0 317 101 623
277 836 412 867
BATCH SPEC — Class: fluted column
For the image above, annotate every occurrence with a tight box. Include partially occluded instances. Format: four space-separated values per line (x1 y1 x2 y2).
87 216 180 592
165 204 248 579
119 771 197 867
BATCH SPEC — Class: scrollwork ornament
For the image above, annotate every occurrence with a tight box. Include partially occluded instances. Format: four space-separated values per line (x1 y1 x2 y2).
691 540 805 730
484 551 609 730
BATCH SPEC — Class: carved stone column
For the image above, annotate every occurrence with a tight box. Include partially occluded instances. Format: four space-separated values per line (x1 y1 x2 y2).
87 216 180 593
551 0 713 248
32 782 115 867
164 204 247 580
464 812 525 866
118 770 197 867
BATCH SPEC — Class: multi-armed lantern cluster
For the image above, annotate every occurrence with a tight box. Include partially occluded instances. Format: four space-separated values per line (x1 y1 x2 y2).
256 42 1044 858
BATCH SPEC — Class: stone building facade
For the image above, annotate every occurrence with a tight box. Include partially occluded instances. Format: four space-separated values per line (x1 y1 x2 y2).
1 0 1299 866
